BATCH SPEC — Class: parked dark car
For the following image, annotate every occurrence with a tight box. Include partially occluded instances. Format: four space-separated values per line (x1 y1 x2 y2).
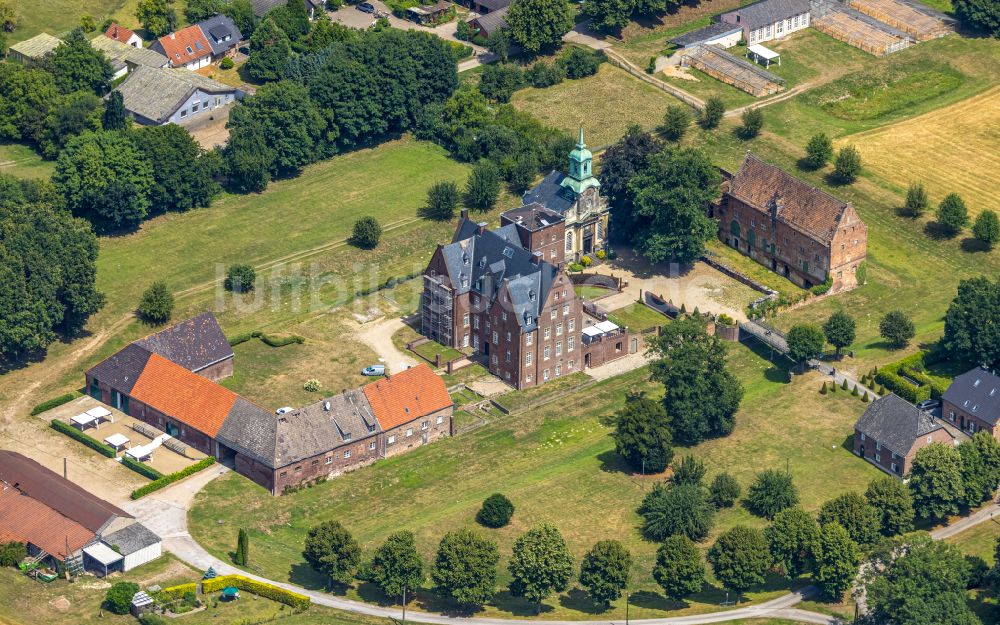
357 2 375 13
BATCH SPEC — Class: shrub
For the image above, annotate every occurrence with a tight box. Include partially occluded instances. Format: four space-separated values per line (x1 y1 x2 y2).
804 133 833 169
936 193 969 235
131 457 216 499
820 383 828 394
0 541 27 567
202 575 310 610
51 420 116 458
973 210 1000 248
905 182 928 216
157 583 197 603
744 469 798 519
225 263 256 292
660 105 692 142
596 250 606 260
568 263 584 272
708 473 741 508
738 108 763 140
879 310 915 348
716 313 735 326
303 379 321 392
139 614 168 625
477 493 515 528
259 332 305 347
700 97 725 129
421 181 460 221
525 61 565 88
182 591 199 607
478 63 524 103
558 46 603 79
220 57 235 70
581 255 592 267
122 456 164 480
31 392 81 416
834 146 862 184
105 581 140 614
351 216 382 249
137 280 174 324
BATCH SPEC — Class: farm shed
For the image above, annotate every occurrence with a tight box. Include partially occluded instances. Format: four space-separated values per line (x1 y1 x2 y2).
845 0 952 41
682 45 784 96
811 3 911 56
102 522 162 571
669 22 743 49
7 33 62 63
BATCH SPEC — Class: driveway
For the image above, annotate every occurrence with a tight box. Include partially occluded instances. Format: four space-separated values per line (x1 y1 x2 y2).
354 316 420 374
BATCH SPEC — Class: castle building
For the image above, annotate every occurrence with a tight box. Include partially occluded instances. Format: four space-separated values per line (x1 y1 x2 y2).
521 128 610 263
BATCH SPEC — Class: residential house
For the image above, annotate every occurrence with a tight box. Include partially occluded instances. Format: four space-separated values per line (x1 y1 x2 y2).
90 36 169 79
363 364 453 458
0 451 161 575
467 6 508 38
151 24 214 69
721 0 811 44
713 152 868 292
853 394 956 477
113 66 240 125
197 14 243 59
942 366 1000 437
104 22 143 47
521 128 610 263
7 33 62 63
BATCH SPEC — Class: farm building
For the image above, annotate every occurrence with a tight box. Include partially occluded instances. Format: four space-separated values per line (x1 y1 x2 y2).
721 0 811 44
844 0 952 41
669 22 743 49
0 451 161 576
90 36 169 79
853 394 956 477
464 0 509 15
86 315 453 495
113 66 240 125
681 45 784 96
811 2 911 56
712 152 868 291
7 33 62 63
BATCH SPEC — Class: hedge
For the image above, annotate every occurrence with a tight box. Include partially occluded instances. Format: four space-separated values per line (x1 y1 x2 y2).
157 583 197 603
130 457 216 499
51 420 116 458
121 456 164 481
31 392 82 416
228 330 305 348
874 351 950 403
202 575 310 610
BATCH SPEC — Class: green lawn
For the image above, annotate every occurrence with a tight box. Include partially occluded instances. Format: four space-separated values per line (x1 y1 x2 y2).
607 302 669 331
189 340 880 620
574 284 614 300
0 142 56 180
946 521 1000 565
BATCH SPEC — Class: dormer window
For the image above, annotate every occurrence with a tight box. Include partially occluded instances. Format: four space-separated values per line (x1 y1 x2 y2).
479 257 486 268
462 253 469 265
529 290 536 302
974 379 981 387
502 247 513 258
186 46 193 54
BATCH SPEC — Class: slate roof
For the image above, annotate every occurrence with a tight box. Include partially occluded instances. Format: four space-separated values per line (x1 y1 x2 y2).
9 33 62 59
102 522 161 555
670 22 743 47
252 0 287 16
196 14 242 56
728 152 854 244
854 394 948 455
726 0 811 29
215 397 280 467
104 23 138 44
135 312 233 374
477 0 510 11
470 6 508 35
152 24 212 66
363 364 452 431
438 218 559 331
0 451 132 534
502 203 564 232
90 36 168 70
87 343 153 395
114 66 236 123
0 487 95 560
943 366 1000 426
130 354 239 437
522 171 576 215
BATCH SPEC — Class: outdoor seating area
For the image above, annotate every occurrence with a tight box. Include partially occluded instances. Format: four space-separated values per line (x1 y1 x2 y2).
70 406 113 431
682 44 785 96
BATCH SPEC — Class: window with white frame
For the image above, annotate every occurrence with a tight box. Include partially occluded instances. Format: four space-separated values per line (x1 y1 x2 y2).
562 303 569 316
436 415 444 424
544 345 551 360
550 309 557 320
526 332 533 346
388 435 396 444
526 351 533 365
369 441 377 450
492 331 498 343
568 318 575 331
422 420 429 430
543 369 550 380
568 337 574 352
568 360 574 370
555 341 562 356
463 313 469 327
556 323 563 336
505 350 511 363
544 327 551 340
555 364 562 376
406 428 413 437
344 450 351 459
325 456 333 465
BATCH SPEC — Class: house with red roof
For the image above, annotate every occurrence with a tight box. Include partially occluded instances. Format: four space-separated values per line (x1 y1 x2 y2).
151 24 214 69
104 22 143 48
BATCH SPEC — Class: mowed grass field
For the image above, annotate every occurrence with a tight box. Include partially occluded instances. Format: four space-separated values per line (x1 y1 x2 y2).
0 142 56 180
189 344 881 620
8 0 186 43
511 64 677 149
841 86 1000 216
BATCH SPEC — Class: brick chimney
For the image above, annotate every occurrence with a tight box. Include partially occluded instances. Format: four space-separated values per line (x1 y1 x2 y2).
476 221 487 235
531 251 542 265
460 208 469 221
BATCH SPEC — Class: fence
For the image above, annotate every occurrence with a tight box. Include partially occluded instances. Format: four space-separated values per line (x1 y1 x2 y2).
812 10 911 56
682 45 784 97
603 48 705 110
846 0 951 40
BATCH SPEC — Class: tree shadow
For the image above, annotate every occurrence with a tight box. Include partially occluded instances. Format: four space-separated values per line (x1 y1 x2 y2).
741 337 792 383
629 589 689 611
824 172 853 187
491 590 554 616
414 591 487 617
356 581 397 607
288 562 332 591
894 206 919 218
597 449 633 475
961 237 992 253
558 588 608 615
923 221 958 240
795 158 822 172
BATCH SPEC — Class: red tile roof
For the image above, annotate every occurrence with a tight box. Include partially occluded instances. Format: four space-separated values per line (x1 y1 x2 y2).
363 364 452 431
0 487 95 561
156 25 212 66
104 22 137 44
130 353 238 437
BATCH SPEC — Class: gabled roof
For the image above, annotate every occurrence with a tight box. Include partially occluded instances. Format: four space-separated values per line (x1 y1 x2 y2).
0 451 132 534
153 24 212 66
502 203 565 232
87 343 153 395
726 0 811 29
130 353 238 437
9 33 62 59
104 22 138 44
943 367 1000 426
252 0 287 16
670 22 743 47
854 394 949 455
728 152 855 244
114 66 236 123
134 312 233 374
90 35 168 70
102 522 161 555
195 14 242 56
363 364 452 431
470 6 508 36
477 0 510 10
0 487 95 561
523 171 576 215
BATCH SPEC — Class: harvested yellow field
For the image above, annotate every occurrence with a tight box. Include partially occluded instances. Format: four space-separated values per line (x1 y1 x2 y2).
840 87 1000 215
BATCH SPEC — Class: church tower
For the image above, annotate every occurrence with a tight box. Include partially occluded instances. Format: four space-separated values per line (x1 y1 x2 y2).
560 127 601 197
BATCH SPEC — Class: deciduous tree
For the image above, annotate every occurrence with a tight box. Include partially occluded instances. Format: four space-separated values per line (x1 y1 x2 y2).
421 181 460 221
744 469 798 519
476 493 514 528
878 310 915 348
708 473 741 508
818 492 881 548
936 192 969 235
46 28 114 95
865 476 915 537
600 126 663 234
957 431 1000 508
787 323 825 368
737 108 763 140
105 582 140 614
659 105 692 142
508 524 574 613
823 311 855 358
350 216 382 250
707 526 770 598
942 276 1000 368
700 97 724 129
432 529 499 607
670 455 706 486
136 124 220 214
909 443 965 519
804 132 833 170
638 482 715 541
103 91 127 130
370 531 424 603
464 160 501 211
583 0 633 32
905 181 928 217
833 145 862 184
136 0 177 37
813 522 859 601
137 281 174 324
506 0 574 55
246 18 293 82
652 535 704 601
973 210 1000 248
302 520 362 586
954 0 1000 37
765 507 819 578
578 540 631 609
611 394 673 474
225 264 256 292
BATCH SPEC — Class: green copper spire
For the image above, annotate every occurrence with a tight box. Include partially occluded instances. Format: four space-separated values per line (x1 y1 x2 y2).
561 126 600 196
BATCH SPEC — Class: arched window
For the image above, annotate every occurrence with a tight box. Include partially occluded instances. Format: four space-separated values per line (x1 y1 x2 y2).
566 231 574 252
748 230 756 247
730 220 741 237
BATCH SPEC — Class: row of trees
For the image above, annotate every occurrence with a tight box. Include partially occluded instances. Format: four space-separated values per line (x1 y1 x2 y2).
909 432 1000 519
477 46 605 104
584 0 707 33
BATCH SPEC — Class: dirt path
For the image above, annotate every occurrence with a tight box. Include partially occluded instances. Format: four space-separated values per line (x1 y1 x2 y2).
727 81 816 117
354 317 420 373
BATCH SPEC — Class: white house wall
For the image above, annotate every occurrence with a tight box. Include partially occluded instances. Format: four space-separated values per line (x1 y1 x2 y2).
122 543 161 571
165 88 236 125
707 31 743 49
747 12 810 44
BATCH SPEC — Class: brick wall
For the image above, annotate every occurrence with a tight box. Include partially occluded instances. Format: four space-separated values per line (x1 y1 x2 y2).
272 434 381 494
853 427 954 477
382 406 452 458
195 357 234 382
941 400 1000 439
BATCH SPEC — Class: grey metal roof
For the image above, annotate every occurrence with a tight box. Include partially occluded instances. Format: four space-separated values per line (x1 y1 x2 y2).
854 394 946 456
943 367 1000 426
89 36 168 69
470 6 508 36
670 22 743 47
114 65 236 124
252 0 287 16
135 312 233 374
196 14 242 56
86 343 153 394
522 171 576 215
102 522 161 555
726 0 810 29
477 0 510 10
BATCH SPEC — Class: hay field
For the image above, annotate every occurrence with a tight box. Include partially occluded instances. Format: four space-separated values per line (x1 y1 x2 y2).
839 86 1000 215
